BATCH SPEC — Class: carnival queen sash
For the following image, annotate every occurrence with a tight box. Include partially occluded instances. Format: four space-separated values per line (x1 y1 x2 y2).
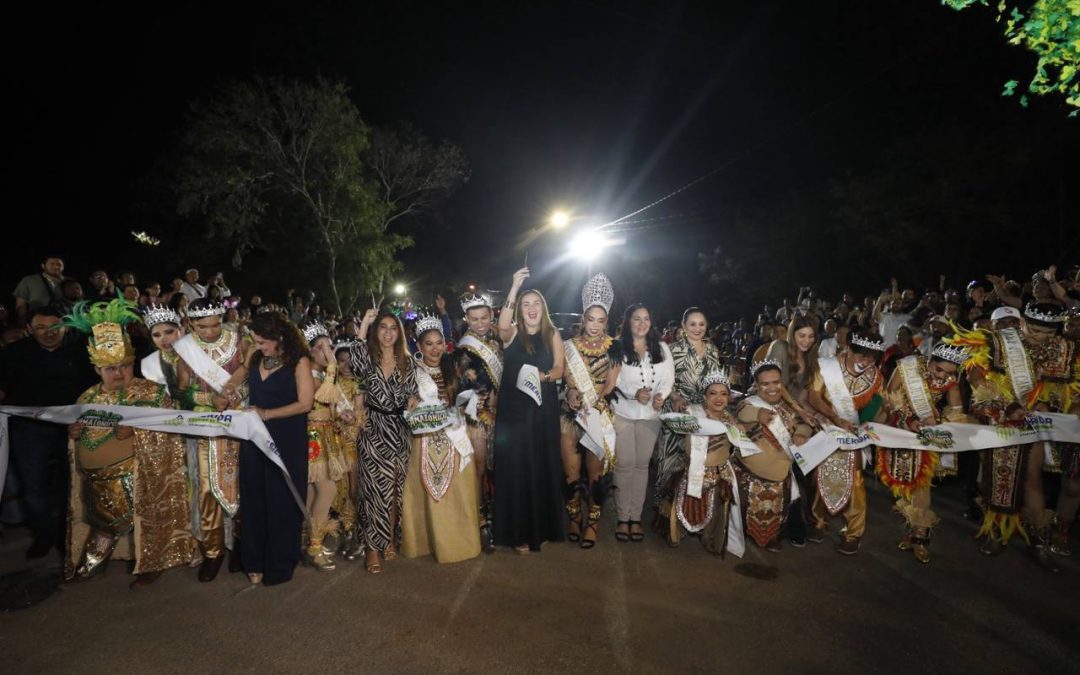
457 335 503 389
661 405 760 498
998 328 1035 402
173 334 232 393
140 351 167 387
408 364 473 472
818 357 859 426
898 356 935 422
563 340 617 462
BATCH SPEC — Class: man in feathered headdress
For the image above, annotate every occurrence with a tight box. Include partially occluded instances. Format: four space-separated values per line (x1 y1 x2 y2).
63 297 196 586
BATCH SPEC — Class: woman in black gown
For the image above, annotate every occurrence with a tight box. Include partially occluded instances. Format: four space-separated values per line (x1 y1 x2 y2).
492 267 566 552
240 313 314 586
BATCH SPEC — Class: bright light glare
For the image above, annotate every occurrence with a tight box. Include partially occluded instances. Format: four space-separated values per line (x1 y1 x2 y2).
570 230 609 261
393 283 406 295
549 210 571 229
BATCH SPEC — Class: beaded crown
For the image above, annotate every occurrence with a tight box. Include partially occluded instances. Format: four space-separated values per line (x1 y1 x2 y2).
302 322 330 344
333 339 356 354
581 272 615 314
143 303 182 328
460 292 493 312
700 368 731 391
415 314 444 337
850 334 886 352
1023 302 1066 324
187 299 226 318
750 358 782 378
930 342 967 366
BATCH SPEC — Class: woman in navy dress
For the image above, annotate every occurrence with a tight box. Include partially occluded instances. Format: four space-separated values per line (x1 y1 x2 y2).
240 313 314 586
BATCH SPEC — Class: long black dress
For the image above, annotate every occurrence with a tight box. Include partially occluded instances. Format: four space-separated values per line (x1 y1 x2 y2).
240 358 308 586
492 332 565 550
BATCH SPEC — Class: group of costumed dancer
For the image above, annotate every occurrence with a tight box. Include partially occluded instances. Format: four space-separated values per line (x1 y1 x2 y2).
32 267 1080 589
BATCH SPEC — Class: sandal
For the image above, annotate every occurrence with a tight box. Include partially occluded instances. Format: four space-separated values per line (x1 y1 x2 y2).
581 504 601 549
615 521 630 543
247 573 263 585
566 497 582 543
629 520 645 542
383 546 397 561
365 551 383 574
513 544 530 555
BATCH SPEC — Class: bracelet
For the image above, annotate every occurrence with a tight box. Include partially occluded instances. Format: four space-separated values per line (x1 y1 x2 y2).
504 301 516 311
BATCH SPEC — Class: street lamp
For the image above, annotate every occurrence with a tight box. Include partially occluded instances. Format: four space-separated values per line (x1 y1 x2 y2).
549 210 571 229
393 283 406 295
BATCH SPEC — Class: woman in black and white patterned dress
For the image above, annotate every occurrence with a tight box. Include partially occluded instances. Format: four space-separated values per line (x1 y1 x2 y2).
350 308 418 573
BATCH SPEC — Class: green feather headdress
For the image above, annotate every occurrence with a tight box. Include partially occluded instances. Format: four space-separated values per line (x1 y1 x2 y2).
62 296 142 367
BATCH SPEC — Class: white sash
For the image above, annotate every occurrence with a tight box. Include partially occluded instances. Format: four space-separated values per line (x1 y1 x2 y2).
456 389 480 421
414 362 442 405
898 356 935 422
564 340 616 461
819 357 859 425
174 334 232 394
743 395 794 456
140 352 167 386
999 328 1035 402
516 365 543 406
457 335 503 390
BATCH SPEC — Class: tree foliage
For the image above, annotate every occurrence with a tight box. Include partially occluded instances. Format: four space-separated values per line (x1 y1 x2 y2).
175 77 468 314
944 0 1080 115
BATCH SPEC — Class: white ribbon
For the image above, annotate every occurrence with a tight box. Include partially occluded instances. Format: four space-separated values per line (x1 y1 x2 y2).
173 334 232 394
742 396 794 457
790 412 1080 474
0 404 309 520
516 364 543 406
457 335 503 390
818 357 859 425
414 362 442 405
456 389 480 421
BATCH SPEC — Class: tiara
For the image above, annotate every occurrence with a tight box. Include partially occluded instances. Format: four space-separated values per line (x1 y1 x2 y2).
302 322 329 344
1023 302 1066 324
460 292 492 312
750 358 781 378
186 301 226 318
850 334 886 352
143 303 181 328
581 272 615 314
700 368 731 391
931 343 967 366
415 313 444 336
333 339 356 353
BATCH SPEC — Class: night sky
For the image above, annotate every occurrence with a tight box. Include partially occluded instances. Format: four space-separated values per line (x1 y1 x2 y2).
7 1 1078 320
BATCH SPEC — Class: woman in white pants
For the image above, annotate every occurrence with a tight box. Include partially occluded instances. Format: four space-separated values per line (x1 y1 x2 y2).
611 304 674 542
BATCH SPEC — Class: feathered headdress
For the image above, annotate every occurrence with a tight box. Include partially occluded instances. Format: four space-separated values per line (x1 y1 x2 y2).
62 297 142 367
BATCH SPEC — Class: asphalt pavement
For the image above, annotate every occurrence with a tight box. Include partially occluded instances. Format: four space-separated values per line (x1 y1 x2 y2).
0 477 1076 674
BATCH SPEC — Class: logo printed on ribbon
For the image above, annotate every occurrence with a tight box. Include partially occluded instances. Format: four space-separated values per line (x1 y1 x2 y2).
78 409 123 428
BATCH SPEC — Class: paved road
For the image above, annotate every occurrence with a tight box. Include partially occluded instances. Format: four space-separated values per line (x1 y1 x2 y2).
1 478 1076 674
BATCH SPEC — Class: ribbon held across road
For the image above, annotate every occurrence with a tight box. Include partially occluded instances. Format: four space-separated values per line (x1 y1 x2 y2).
0 404 309 519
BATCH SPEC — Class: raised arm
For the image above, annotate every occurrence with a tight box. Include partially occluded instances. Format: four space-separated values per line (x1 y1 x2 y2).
498 267 530 345
546 329 565 382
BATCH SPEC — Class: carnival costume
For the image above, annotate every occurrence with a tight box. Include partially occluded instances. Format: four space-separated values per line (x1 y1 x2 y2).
733 362 812 551
561 273 622 545
659 369 736 553
331 340 364 559
400 315 481 563
809 336 885 550
655 336 722 512
876 345 968 563
303 323 349 570
454 291 504 550
63 298 196 580
177 299 248 574
947 324 1054 561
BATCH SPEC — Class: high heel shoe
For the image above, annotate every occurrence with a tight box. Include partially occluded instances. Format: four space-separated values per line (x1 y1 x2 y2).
303 549 337 572
364 550 382 574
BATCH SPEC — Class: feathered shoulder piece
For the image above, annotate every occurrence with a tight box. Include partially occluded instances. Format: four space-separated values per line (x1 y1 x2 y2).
944 322 991 374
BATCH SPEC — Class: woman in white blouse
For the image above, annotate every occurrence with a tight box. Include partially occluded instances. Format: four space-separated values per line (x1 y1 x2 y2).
611 303 675 542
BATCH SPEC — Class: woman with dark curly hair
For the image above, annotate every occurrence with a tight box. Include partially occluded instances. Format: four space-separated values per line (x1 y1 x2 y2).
240 312 314 586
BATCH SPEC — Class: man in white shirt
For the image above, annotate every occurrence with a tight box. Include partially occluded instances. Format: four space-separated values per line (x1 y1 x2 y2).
180 268 206 302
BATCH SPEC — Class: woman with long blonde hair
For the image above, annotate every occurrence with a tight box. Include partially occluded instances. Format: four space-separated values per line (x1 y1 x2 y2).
491 267 566 553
